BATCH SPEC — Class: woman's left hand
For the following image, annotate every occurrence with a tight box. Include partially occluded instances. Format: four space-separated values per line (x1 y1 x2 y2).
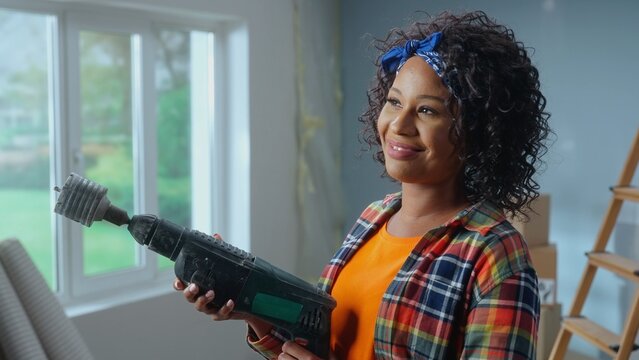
278 341 336 360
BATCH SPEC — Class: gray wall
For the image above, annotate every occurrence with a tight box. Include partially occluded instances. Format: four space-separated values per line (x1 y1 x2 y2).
340 0 639 358
72 292 256 359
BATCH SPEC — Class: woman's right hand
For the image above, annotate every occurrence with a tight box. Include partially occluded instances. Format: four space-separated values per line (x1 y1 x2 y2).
173 278 274 337
173 278 245 321
172 233 273 337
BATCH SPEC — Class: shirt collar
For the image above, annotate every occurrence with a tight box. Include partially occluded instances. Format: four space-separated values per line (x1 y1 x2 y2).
449 200 506 236
379 192 506 237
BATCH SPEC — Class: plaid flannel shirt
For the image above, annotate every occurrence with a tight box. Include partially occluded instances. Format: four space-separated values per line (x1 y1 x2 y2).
248 193 539 359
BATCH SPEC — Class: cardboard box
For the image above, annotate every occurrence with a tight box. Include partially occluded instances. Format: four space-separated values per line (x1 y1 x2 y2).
529 244 557 279
529 244 557 304
537 303 562 360
510 193 551 247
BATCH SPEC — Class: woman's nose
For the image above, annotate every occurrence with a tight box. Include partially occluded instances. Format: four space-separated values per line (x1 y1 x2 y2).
390 109 417 136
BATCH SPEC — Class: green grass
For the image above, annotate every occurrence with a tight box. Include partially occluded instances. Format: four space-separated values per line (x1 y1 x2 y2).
82 221 136 275
0 189 55 286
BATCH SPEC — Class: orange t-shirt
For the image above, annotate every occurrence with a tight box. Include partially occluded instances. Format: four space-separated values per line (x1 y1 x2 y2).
329 222 422 359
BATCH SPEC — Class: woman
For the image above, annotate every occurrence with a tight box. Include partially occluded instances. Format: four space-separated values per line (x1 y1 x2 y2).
175 10 550 360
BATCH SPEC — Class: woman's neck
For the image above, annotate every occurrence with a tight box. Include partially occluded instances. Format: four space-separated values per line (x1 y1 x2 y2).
400 181 467 216
387 181 468 238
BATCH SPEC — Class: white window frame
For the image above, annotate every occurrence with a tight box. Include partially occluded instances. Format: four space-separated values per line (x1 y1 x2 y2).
0 0 246 315
64 10 163 299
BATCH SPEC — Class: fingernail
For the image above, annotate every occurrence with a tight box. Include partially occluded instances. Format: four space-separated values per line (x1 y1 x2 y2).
226 299 233 307
205 290 214 299
188 283 197 293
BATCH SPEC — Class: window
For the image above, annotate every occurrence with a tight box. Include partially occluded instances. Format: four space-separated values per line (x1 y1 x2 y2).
0 8 54 285
0 1 234 311
78 29 137 276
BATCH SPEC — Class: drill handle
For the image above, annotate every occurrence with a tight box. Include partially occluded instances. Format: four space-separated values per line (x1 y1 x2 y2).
289 327 331 359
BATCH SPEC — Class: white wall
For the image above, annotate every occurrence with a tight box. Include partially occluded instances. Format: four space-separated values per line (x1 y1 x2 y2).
65 0 299 358
340 0 639 358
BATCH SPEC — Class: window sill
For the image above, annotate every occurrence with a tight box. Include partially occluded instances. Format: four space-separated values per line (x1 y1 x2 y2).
63 271 175 318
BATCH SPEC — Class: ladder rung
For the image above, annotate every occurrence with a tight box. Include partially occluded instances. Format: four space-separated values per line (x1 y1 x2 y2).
612 186 639 201
587 252 639 281
562 317 634 357
610 344 639 352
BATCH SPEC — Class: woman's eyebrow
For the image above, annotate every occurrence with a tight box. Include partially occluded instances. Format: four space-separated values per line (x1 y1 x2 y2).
417 94 446 103
389 87 446 102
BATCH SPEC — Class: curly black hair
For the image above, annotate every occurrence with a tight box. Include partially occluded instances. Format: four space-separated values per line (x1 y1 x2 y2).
360 11 552 219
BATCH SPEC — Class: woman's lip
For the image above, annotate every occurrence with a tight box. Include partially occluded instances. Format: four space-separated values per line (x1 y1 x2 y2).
385 140 424 160
387 140 423 152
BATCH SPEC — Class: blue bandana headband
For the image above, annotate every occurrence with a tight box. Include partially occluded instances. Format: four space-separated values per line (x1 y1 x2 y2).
381 31 446 79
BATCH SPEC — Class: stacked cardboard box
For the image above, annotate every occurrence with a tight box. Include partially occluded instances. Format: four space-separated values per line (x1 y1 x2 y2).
509 194 560 360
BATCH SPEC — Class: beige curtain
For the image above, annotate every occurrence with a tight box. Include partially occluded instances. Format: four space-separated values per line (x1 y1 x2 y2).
293 0 344 281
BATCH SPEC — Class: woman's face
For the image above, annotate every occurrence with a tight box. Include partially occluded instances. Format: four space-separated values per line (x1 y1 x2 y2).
377 56 462 186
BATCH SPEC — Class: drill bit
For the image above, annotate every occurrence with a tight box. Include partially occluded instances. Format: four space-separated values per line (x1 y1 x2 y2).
53 173 130 227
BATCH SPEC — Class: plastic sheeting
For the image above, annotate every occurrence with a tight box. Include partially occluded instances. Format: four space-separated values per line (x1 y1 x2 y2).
293 0 344 281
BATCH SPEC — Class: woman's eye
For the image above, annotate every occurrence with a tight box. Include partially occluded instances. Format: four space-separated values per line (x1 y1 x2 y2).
386 98 401 107
418 106 436 115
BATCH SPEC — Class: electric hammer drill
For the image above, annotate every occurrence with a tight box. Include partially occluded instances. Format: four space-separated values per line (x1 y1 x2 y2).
53 173 335 358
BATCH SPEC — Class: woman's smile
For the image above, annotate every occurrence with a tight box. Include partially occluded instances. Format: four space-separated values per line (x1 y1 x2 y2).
385 139 424 160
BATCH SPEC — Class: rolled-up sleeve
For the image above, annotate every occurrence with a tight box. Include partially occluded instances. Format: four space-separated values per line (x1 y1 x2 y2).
246 325 286 359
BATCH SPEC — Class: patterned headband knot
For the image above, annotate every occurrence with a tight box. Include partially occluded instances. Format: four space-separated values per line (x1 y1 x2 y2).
381 32 445 78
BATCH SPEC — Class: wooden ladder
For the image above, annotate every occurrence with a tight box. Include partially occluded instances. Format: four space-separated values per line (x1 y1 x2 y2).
549 128 639 360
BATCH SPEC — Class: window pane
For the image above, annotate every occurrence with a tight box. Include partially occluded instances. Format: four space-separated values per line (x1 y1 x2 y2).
0 9 54 287
80 31 136 275
155 29 192 270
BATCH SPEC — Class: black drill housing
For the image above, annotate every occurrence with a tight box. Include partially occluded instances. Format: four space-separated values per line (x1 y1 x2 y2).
54 173 335 358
